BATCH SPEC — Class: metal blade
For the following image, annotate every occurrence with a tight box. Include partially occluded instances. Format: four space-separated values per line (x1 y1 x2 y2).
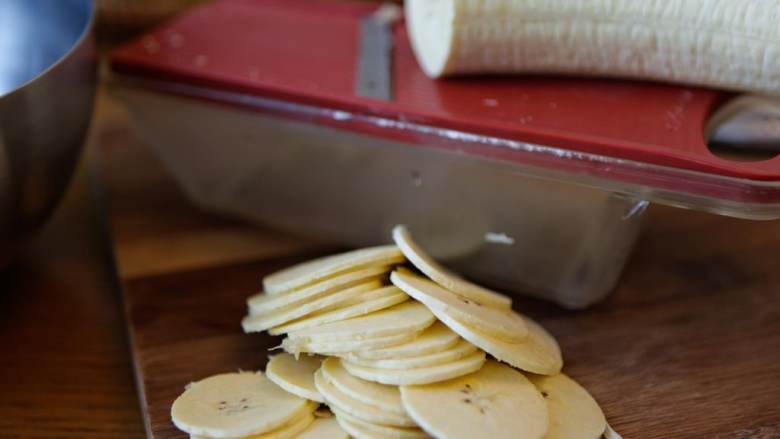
355 4 400 101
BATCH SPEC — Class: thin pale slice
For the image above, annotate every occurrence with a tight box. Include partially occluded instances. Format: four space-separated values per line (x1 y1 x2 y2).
266 353 324 403
296 417 350 439
433 309 563 375
190 410 314 439
242 281 382 333
392 225 511 309
391 269 526 342
285 302 435 343
335 415 397 439
528 373 607 439
269 287 409 335
171 372 311 438
249 266 388 314
342 351 486 386
356 322 460 360
345 339 478 370
264 245 404 294
320 357 406 417
314 369 417 427
331 407 429 439
312 284 402 315
400 361 549 439
283 330 419 355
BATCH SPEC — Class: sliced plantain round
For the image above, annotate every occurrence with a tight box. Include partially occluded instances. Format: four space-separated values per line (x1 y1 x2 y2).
344 339 478 370
266 353 324 403
249 266 389 314
269 286 409 335
528 373 607 439
391 269 527 342
285 301 436 344
331 406 430 439
433 309 563 376
171 372 313 438
263 245 404 294
283 331 421 356
243 280 382 333
342 350 487 386
355 322 461 360
392 225 512 309
320 357 407 417
400 361 549 439
314 369 417 427
296 417 350 439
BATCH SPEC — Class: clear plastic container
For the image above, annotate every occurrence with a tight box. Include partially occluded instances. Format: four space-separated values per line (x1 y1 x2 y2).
109 0 780 308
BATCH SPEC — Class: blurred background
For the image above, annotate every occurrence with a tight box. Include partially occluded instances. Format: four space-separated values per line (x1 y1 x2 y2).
1 1 779 438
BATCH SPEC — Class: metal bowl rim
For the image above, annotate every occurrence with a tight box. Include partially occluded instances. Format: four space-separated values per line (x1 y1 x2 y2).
0 0 96 100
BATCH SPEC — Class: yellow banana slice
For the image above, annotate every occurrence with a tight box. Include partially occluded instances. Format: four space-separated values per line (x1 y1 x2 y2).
331 407 429 439
171 372 311 438
266 353 324 403
392 226 512 309
249 266 388 314
296 417 350 439
192 408 315 439
391 269 527 342
269 286 409 335
283 330 420 356
433 309 563 375
400 361 549 439
242 280 382 333
314 369 417 427
335 415 400 439
321 357 406 417
345 339 478 370
285 302 435 344
355 322 460 360
263 246 404 294
528 373 607 439
342 351 486 386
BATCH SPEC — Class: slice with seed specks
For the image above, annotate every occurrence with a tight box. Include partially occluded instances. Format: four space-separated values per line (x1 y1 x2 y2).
249 266 388 315
342 350 486 386
392 225 511 309
263 245 404 295
401 361 549 439
391 269 527 342
528 373 606 439
321 357 407 417
266 353 324 403
171 372 312 438
285 302 435 344
355 322 460 360
269 286 409 335
315 369 417 427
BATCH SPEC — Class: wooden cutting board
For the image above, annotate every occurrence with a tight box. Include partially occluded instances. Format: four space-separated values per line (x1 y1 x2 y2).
95 90 780 438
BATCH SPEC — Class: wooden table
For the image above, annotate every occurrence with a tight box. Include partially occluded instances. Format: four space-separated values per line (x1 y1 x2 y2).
0 157 145 438
2 91 780 438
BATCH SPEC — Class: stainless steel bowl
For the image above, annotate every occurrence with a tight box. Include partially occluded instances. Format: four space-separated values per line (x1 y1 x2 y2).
0 0 97 266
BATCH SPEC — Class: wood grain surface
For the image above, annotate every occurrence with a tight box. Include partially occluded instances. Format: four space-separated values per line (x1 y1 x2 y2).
0 157 145 438
6 2 775 439
92 86 780 439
